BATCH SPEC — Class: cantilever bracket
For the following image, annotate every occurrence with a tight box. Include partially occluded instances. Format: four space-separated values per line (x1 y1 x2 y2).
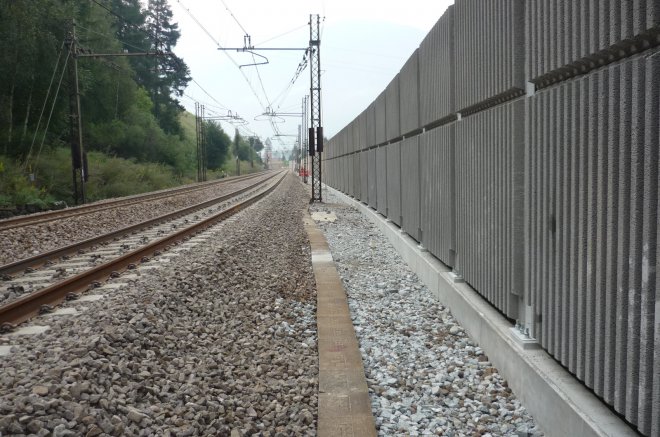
239 50 269 68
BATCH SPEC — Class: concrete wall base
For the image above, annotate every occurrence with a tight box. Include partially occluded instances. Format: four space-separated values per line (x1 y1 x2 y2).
326 185 636 437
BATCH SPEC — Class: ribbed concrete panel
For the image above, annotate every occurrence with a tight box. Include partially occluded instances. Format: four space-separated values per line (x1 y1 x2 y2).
400 50 420 136
342 155 348 193
455 100 524 319
368 149 377 208
525 0 660 84
375 92 387 145
386 142 402 225
342 155 348 194
401 137 421 241
524 53 659 436
419 6 454 126
321 158 327 184
420 124 455 267
454 0 524 111
386 75 401 141
351 119 359 154
353 152 361 200
376 146 387 215
347 154 355 197
357 111 368 151
360 151 368 202
344 155 350 194
366 103 377 148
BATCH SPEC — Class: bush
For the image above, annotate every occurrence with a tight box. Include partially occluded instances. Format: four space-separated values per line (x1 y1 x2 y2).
1 148 189 208
0 156 56 208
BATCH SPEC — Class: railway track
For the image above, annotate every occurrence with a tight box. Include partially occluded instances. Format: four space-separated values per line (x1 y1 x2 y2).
0 171 268 231
0 170 286 328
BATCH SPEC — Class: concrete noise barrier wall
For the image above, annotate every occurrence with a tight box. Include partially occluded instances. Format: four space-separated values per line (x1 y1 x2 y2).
321 0 660 433
525 52 660 436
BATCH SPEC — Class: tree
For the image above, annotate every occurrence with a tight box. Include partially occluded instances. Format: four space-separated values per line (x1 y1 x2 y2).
143 0 190 134
0 0 70 158
249 136 264 153
205 121 230 169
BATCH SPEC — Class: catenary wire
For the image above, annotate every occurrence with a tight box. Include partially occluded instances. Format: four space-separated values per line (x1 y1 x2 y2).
24 39 67 170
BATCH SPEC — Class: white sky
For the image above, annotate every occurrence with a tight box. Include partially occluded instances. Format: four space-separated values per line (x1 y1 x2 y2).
170 0 453 151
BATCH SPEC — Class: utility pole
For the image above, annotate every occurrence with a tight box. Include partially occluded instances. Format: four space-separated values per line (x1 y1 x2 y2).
216 16 321 193
201 105 207 181
302 95 309 184
308 14 323 202
65 23 171 203
195 102 203 182
296 124 301 174
66 21 86 205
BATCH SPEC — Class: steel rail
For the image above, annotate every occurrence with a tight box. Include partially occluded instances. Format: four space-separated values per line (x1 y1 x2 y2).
0 172 281 276
0 171 286 328
0 172 269 231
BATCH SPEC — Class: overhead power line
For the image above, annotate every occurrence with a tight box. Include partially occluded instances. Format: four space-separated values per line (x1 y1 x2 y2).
175 0 268 111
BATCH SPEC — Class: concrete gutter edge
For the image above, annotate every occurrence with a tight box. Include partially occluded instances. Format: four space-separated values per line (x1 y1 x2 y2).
326 186 636 437
303 208 377 437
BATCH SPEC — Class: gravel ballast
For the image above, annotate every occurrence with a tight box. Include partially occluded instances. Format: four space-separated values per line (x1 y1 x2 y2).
0 173 274 265
0 174 317 436
310 188 543 437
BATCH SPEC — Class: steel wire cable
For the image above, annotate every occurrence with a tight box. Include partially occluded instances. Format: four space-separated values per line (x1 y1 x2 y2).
33 49 72 170
24 39 67 170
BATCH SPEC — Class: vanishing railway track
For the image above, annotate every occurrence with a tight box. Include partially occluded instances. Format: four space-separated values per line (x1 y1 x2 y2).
0 170 286 328
0 172 268 231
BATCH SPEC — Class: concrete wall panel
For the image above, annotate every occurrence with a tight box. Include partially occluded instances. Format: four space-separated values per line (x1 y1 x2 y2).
401 137 421 241
368 148 377 208
357 111 368 151
360 150 368 202
386 75 401 141
347 155 354 196
525 0 660 83
366 103 377 148
524 53 660 436
353 152 361 200
375 92 387 145
376 146 388 214
454 0 524 111
386 142 402 225
420 124 455 266
400 50 420 135
419 7 454 126
455 100 524 319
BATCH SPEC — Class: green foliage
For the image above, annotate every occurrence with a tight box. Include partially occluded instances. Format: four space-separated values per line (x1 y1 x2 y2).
0 1 194 175
205 121 231 170
0 1 266 207
0 156 55 208
1 147 188 208
84 151 181 200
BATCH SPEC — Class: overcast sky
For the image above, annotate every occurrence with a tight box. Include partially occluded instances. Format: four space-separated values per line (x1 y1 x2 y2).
170 0 453 151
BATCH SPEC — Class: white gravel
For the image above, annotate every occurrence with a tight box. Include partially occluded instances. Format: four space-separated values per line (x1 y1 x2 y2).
311 188 542 437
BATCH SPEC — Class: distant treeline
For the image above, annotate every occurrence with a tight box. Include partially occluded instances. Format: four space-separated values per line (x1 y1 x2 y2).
0 0 262 208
